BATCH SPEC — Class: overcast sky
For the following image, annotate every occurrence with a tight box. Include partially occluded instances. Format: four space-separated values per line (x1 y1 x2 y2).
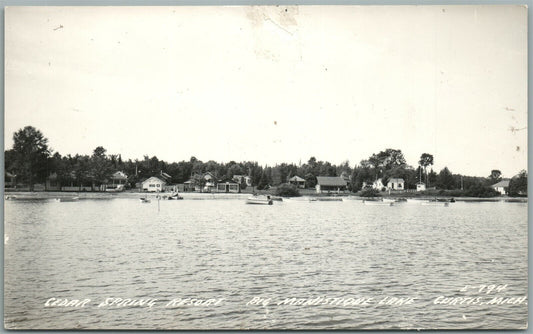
5 5 527 177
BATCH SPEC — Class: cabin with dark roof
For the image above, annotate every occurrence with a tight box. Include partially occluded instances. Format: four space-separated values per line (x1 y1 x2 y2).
315 176 347 194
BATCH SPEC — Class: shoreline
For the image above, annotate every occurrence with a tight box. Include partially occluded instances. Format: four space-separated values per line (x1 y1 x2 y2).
3 191 527 203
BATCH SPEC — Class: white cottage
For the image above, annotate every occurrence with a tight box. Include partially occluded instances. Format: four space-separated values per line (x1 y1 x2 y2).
416 182 426 191
387 178 405 190
142 176 167 192
491 180 510 195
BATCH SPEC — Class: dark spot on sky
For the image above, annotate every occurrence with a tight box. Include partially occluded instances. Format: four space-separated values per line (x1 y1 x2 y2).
285 8 288 12
516 146 520 152
274 121 277 125
53 25 63 31
442 8 446 13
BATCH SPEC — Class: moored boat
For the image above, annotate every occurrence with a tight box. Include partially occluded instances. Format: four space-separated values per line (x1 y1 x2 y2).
246 196 273 205
139 197 151 203
167 192 184 200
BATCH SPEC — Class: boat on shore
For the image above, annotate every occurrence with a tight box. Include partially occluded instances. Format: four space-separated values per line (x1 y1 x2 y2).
246 195 273 205
167 192 183 200
139 197 151 203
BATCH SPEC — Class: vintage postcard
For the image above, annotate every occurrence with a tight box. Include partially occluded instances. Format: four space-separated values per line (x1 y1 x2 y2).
3 5 528 330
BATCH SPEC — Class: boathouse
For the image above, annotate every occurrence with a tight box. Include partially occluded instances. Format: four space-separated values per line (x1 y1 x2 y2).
315 176 347 193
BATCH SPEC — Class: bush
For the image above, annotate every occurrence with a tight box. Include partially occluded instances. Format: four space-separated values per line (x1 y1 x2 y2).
464 184 500 198
359 188 381 197
275 183 301 197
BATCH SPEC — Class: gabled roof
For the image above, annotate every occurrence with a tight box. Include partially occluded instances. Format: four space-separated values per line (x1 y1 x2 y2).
289 176 305 182
316 176 347 187
111 171 128 180
160 172 172 180
218 178 239 184
491 180 510 188
389 178 405 183
142 176 168 184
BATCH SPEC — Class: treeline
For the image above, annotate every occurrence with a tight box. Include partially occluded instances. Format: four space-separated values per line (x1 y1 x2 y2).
4 126 528 197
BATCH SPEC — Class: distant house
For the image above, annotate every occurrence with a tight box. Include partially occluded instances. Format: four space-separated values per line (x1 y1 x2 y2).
106 171 128 191
316 176 347 193
416 182 426 192
183 180 194 192
142 176 168 192
45 173 61 191
491 180 510 195
372 178 385 190
387 178 405 190
5 172 17 189
203 172 217 192
187 172 217 192
288 175 306 188
340 171 351 184
217 179 241 193
233 175 252 187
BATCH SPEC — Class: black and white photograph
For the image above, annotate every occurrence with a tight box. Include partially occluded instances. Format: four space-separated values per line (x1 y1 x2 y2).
3 5 528 330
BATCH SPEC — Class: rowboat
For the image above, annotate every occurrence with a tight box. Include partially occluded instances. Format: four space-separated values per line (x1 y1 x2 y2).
246 196 273 205
139 198 151 203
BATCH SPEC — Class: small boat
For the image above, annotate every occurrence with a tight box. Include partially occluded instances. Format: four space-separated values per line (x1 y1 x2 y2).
270 196 283 202
4 195 16 200
56 197 79 202
382 198 395 203
246 196 273 205
139 197 151 203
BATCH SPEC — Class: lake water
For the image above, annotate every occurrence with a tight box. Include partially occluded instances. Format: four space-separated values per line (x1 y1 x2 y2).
4 198 528 330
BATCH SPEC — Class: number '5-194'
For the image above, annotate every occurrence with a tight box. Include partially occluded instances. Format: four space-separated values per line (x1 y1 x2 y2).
460 284 508 294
